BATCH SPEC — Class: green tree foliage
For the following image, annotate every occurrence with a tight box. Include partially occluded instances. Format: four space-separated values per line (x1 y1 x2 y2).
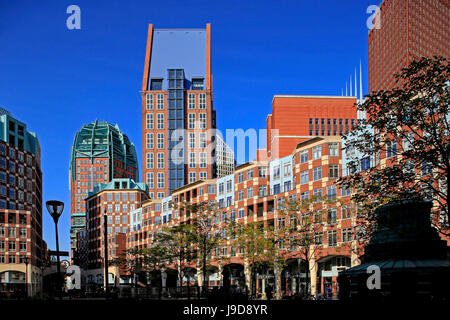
339 56 450 235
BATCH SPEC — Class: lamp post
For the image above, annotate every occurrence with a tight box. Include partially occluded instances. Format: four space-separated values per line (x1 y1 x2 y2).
23 256 29 298
46 200 64 300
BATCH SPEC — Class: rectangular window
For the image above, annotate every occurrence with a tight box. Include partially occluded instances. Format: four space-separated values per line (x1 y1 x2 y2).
157 153 164 169
327 185 337 200
146 113 154 129
199 93 206 109
199 153 207 168
300 150 308 163
147 133 154 149
189 114 195 129
199 113 207 129
157 93 164 109
146 94 154 110
313 167 322 181
146 153 154 169
312 145 322 160
157 173 164 188
157 133 164 149
157 114 164 129
199 133 207 148
189 152 196 168
342 228 353 242
189 133 196 149
328 230 337 247
188 93 196 109
247 169 253 180
328 143 339 157
300 170 309 184
329 165 339 178
189 172 196 183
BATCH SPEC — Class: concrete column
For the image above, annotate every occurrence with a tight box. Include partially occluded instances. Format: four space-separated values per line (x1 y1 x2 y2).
161 270 167 293
196 266 203 287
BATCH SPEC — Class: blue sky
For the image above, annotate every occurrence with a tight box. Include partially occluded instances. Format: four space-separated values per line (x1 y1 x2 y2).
0 0 374 256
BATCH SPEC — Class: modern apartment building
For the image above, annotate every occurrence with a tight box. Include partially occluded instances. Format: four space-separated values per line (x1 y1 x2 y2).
0 107 43 296
127 135 359 297
83 178 149 285
368 0 449 92
69 121 139 259
141 24 234 199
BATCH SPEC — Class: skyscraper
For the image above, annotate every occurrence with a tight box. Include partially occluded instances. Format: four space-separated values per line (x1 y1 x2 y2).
69 121 138 258
368 0 449 92
0 107 43 295
141 24 234 199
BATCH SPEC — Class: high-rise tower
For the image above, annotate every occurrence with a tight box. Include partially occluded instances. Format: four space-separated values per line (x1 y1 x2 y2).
368 0 449 92
69 121 138 258
141 24 233 198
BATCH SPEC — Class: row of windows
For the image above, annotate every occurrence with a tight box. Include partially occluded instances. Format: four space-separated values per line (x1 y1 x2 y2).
309 118 355 136
0 226 28 238
0 254 30 264
0 145 33 166
0 240 27 252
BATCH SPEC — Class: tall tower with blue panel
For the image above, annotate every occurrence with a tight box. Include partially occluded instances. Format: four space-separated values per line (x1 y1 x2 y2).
141 24 218 198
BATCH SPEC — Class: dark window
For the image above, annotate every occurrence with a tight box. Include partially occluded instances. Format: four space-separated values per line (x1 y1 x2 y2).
192 78 204 90
150 79 163 90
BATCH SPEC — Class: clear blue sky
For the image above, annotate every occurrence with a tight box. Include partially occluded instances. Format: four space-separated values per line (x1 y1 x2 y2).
0 0 374 257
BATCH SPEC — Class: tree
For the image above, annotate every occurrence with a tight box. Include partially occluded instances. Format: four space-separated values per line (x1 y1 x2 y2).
157 223 197 288
339 56 450 236
276 195 331 297
227 220 272 297
175 201 224 293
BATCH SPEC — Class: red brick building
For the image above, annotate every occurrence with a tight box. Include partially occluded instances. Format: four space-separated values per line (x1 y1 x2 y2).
258 95 358 161
368 0 450 93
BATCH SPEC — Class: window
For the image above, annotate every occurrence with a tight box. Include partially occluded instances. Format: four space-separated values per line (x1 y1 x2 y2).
157 114 164 129
157 133 164 149
146 153 154 169
258 186 267 197
146 113 154 129
247 187 254 198
189 152 196 168
273 165 280 180
238 208 244 219
386 140 397 158
199 153 207 168
238 190 244 201
341 205 351 219
157 93 164 109
283 163 291 177
329 165 339 178
327 230 337 247
300 191 309 200
300 170 309 184
146 133 154 149
361 156 371 171
199 113 207 129
199 133 207 148
342 228 353 242
189 114 195 129
328 143 339 156
327 208 337 224
199 93 206 108
312 145 322 159
146 94 154 110
300 150 308 163
237 172 244 183
313 167 322 181
258 167 267 177
188 93 196 109
147 172 154 188
327 185 336 200
151 79 163 90
157 173 164 188
189 172 196 183
189 132 196 149
200 172 207 180
247 169 253 180
314 232 323 245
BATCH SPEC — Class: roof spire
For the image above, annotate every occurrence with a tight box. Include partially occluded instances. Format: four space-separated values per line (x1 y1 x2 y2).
360 60 363 100
350 75 352 96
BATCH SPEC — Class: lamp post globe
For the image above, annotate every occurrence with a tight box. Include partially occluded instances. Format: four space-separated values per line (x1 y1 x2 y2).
46 200 64 300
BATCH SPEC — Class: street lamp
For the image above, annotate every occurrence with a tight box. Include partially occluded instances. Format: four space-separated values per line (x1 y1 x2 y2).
23 256 29 298
46 200 64 300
